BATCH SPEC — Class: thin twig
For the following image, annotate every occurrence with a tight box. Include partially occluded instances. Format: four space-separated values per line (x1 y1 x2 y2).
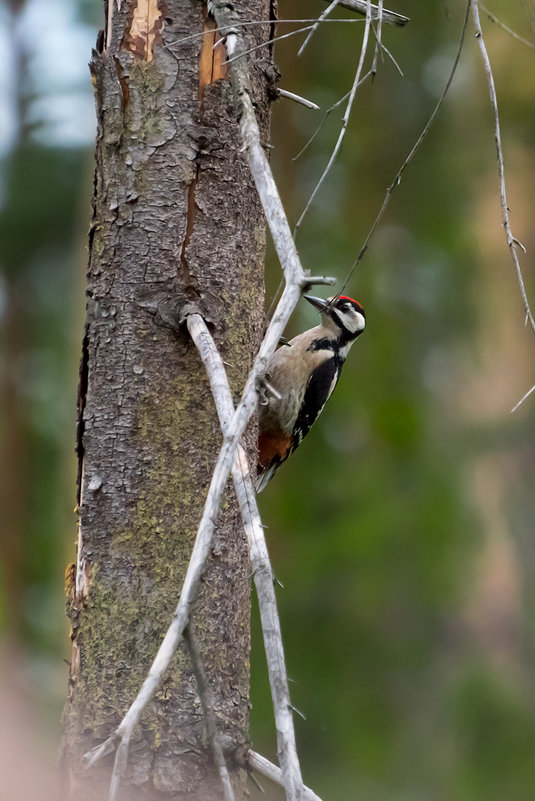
298 0 340 57
368 19 404 76
511 382 535 413
336 0 471 297
330 0 408 26
166 17 378 50
279 89 320 110
480 3 535 49
187 313 319 801
185 626 236 801
471 0 535 333
294 0 373 235
292 90 352 162
376 36 403 75
247 751 323 801
371 0 383 75
224 25 315 66
302 275 338 287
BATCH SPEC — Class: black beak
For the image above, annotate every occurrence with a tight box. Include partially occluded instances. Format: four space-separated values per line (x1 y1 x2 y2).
304 295 329 313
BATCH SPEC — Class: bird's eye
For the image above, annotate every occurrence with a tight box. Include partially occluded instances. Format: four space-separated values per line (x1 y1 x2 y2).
342 303 351 311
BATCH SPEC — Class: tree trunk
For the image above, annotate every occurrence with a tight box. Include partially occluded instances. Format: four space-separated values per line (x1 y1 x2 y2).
62 2 273 798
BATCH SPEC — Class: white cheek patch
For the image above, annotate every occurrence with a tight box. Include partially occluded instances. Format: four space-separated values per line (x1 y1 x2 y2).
335 309 366 334
353 311 366 333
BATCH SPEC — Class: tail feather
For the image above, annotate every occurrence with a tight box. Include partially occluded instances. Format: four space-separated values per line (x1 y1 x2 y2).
255 461 279 493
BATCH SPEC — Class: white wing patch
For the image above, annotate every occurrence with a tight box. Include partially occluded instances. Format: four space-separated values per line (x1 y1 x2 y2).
326 372 338 403
308 371 338 432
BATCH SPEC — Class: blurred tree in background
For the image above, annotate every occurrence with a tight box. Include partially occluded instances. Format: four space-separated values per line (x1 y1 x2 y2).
1 1 535 799
0 0 94 661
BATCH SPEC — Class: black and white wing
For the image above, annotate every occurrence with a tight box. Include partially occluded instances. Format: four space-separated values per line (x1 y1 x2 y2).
291 357 341 452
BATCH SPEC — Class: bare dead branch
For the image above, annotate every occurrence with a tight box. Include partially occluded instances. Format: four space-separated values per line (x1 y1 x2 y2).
247 751 323 801
471 0 535 334
186 312 319 801
279 88 320 110
300 274 338 289
83 735 117 769
185 627 236 801
294 0 373 235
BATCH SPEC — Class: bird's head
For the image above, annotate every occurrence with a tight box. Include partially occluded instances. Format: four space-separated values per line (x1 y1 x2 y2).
304 294 366 340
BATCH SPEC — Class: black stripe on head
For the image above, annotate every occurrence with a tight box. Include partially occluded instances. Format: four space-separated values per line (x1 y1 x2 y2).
326 296 366 340
330 295 366 318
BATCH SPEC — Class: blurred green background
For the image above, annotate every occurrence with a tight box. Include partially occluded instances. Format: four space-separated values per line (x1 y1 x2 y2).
1 1 535 799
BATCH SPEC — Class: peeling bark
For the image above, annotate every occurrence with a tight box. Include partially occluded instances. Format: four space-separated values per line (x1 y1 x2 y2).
124 0 164 62
62 1 273 798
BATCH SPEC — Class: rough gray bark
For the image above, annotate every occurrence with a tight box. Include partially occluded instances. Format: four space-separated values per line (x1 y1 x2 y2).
62 1 274 798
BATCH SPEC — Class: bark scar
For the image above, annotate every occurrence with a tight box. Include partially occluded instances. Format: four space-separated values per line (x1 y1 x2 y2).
198 16 228 113
76 326 89 506
114 57 130 111
176 5 228 300
179 166 200 287
123 0 163 62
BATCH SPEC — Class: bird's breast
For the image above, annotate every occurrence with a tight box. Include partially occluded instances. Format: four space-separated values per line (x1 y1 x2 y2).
259 337 335 435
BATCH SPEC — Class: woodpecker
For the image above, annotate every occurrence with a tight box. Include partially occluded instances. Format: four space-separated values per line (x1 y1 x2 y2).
257 294 366 491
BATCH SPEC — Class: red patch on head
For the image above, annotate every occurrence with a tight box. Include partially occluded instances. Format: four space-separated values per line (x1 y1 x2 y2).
336 295 364 312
